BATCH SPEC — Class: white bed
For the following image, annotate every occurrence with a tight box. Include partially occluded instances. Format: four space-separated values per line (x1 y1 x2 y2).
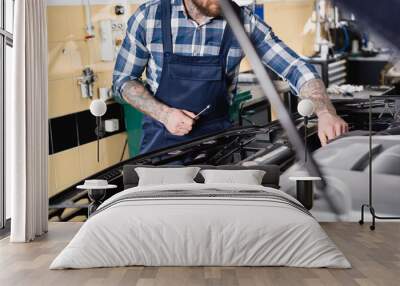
50 183 350 269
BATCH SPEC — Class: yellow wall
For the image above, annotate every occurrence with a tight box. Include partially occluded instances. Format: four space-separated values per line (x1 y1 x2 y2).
240 0 315 71
47 4 137 196
47 4 139 118
264 0 315 56
48 133 129 197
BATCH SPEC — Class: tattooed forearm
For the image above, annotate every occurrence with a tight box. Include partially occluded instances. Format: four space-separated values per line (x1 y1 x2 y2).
299 79 337 116
122 80 171 125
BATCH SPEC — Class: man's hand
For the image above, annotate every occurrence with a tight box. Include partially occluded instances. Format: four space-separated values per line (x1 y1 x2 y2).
317 112 349 146
122 80 195 136
299 79 349 146
161 108 196 136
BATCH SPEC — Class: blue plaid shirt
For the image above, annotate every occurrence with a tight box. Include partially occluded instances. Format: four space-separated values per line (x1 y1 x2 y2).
113 0 319 102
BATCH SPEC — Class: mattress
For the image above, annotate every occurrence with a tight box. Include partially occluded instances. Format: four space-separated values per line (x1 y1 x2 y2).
50 183 350 269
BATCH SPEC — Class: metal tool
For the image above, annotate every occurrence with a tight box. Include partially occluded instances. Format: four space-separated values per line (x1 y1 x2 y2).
194 105 211 119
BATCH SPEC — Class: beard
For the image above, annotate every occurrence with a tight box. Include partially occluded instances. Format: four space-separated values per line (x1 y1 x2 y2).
192 0 222 17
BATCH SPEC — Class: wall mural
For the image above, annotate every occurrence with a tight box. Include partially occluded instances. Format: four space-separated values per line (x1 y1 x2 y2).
47 0 315 221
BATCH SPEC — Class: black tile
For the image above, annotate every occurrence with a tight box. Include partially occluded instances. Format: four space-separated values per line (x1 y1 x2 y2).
76 109 98 145
49 121 54 155
50 114 79 153
49 103 126 154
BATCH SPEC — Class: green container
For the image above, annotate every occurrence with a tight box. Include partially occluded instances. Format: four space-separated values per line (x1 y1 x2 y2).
122 104 143 157
229 90 252 122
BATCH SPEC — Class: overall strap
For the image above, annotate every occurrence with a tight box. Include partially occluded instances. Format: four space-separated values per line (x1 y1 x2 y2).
161 0 173 54
219 1 242 56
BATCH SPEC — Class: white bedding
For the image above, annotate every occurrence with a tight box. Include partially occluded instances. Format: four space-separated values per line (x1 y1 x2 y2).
50 183 350 269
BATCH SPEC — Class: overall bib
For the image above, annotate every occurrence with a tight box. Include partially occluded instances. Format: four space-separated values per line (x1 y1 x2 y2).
139 0 235 154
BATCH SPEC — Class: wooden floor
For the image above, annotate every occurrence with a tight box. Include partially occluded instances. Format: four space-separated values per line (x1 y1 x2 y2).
1 222 400 286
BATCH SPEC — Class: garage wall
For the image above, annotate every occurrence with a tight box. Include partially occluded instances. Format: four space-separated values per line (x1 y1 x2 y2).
47 3 139 117
263 0 315 56
47 3 138 197
239 0 315 71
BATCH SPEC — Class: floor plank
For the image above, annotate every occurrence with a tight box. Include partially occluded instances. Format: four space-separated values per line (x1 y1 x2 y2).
0 222 399 286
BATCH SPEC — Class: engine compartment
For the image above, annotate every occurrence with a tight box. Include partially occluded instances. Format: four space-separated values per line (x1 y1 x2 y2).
49 95 400 222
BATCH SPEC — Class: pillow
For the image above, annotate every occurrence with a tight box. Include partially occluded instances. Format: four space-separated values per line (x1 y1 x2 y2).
200 169 266 185
135 167 201 186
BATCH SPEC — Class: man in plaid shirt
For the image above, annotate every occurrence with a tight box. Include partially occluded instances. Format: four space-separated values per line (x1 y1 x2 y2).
113 0 348 153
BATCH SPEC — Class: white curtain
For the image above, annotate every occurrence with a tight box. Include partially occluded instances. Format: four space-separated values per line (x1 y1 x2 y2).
7 0 49 242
